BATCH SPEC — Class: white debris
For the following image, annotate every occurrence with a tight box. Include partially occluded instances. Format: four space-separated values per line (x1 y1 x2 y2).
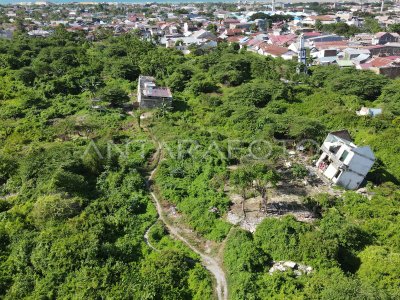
227 211 242 225
283 261 297 269
209 206 219 214
269 261 313 276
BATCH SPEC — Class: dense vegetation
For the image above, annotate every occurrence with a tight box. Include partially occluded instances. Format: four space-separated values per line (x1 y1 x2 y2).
0 30 213 299
149 43 400 299
1 29 400 299
315 17 383 36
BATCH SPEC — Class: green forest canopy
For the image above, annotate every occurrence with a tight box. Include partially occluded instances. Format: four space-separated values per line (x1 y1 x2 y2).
0 29 400 299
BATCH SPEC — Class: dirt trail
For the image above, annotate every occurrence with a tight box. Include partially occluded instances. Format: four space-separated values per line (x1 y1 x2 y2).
143 222 159 252
147 159 228 300
141 122 228 300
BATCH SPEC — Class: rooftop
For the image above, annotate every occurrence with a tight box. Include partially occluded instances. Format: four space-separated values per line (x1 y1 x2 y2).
139 75 172 99
259 43 290 56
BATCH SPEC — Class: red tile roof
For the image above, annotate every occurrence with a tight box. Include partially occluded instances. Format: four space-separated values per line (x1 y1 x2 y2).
227 36 244 43
224 19 240 24
314 41 349 49
260 43 290 56
308 15 336 21
368 56 400 67
226 28 244 36
303 31 322 38
247 39 264 47
268 34 297 46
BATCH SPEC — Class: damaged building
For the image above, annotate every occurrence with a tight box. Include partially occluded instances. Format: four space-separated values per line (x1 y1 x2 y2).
316 130 375 190
137 75 172 109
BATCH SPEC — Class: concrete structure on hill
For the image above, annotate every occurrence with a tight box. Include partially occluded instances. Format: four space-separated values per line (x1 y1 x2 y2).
356 107 382 117
316 130 375 190
137 76 172 109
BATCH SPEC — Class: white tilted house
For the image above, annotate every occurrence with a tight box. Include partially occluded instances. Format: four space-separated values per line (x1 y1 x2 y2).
316 130 375 190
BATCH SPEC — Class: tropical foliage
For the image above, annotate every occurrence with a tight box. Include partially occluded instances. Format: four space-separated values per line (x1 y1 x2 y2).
1 29 400 299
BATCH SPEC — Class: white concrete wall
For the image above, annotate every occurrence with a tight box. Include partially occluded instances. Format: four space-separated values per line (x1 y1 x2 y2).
324 163 338 179
336 170 365 190
336 145 353 162
137 79 142 103
346 153 375 177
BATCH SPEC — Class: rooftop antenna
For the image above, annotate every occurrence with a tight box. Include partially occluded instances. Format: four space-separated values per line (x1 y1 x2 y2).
297 34 307 74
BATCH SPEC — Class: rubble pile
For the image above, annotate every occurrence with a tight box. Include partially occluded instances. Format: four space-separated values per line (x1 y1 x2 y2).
269 261 313 276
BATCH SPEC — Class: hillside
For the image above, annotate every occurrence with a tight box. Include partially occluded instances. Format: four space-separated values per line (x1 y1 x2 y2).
0 30 399 299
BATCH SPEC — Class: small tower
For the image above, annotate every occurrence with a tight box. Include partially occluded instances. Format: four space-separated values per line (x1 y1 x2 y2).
297 34 307 74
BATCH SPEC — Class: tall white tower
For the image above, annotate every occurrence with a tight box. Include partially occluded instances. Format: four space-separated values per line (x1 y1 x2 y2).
297 34 307 74
380 0 384 13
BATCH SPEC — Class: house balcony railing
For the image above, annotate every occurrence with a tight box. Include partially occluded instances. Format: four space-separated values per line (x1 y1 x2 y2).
320 145 347 169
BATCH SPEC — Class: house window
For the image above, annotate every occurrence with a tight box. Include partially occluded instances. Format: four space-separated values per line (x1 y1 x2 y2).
339 150 349 162
334 170 342 179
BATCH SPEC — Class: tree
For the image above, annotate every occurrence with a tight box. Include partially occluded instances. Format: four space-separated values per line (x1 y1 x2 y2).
230 166 253 216
211 54 252 86
251 163 280 212
327 69 388 100
155 100 172 118
315 20 323 31
206 23 217 34
229 80 289 108
291 163 309 179
254 216 311 260
363 17 382 34
30 194 83 227
388 23 400 34
16 67 36 86
108 60 140 81
250 23 258 32
188 75 219 95
167 66 193 92
14 18 26 34
99 86 129 107
357 246 400 298
140 250 192 299
249 12 269 21
224 228 271 299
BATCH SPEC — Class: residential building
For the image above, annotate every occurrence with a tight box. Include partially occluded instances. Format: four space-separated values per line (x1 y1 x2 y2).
257 43 295 60
316 130 375 190
356 107 382 117
137 76 172 109
358 56 400 78
372 32 399 45
343 48 370 60
302 15 337 26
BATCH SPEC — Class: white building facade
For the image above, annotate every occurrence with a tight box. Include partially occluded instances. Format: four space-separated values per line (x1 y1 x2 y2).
316 130 375 190
137 76 172 109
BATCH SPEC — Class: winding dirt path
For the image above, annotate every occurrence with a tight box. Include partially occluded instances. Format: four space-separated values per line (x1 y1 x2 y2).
143 222 159 252
148 167 228 300
141 120 228 300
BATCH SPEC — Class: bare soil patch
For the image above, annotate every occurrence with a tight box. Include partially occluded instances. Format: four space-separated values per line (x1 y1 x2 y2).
226 153 344 232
